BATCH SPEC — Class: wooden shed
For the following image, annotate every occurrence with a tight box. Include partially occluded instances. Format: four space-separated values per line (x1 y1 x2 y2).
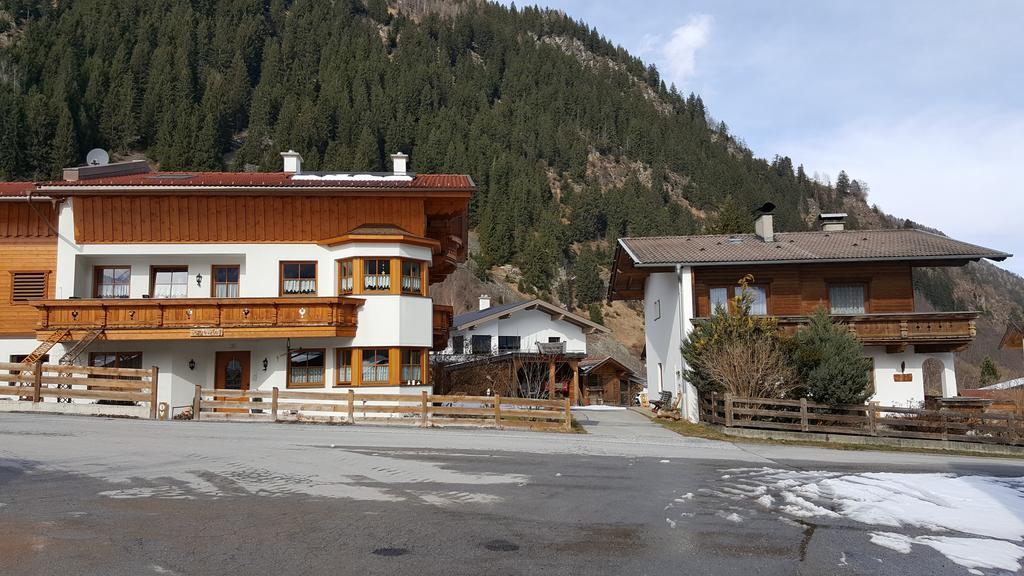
579 356 638 406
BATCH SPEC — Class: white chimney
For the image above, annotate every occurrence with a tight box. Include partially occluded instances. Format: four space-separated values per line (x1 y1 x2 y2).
281 150 303 174
754 212 774 243
819 213 848 232
479 294 491 311
391 152 409 176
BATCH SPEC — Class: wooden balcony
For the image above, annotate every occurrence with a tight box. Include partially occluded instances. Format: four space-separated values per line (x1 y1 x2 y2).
33 297 362 341
432 304 454 351
772 312 977 352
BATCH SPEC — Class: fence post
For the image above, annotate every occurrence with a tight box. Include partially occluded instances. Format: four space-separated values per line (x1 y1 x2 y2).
493 394 502 429
868 401 879 436
710 391 717 423
563 396 571 432
421 390 429 428
271 387 279 421
32 360 43 403
724 392 733 427
148 366 160 419
940 412 948 442
347 389 355 423
799 398 809 432
192 384 201 421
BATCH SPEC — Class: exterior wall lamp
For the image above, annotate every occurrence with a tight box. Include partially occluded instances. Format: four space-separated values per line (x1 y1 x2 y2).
188 359 196 371
262 358 268 371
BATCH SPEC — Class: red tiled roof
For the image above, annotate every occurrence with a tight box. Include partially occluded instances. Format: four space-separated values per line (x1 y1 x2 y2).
40 172 474 190
0 182 39 197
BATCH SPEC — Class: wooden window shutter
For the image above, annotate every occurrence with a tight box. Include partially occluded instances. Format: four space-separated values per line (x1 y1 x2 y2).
12 272 47 302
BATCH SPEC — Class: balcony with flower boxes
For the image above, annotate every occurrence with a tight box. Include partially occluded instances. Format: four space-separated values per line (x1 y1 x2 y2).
33 297 362 341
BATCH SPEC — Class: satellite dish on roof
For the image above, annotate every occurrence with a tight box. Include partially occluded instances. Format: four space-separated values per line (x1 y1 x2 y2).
85 148 110 166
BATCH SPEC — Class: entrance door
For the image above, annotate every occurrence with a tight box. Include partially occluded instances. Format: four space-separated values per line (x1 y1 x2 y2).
214 351 250 412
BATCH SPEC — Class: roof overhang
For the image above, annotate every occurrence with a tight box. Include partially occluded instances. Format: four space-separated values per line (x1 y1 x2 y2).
1000 323 1024 350
454 299 610 334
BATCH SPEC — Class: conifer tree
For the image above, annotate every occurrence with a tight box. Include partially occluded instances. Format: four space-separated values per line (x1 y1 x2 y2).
979 356 999 386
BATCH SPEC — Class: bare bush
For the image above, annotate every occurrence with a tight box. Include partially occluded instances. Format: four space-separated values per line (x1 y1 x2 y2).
701 335 798 398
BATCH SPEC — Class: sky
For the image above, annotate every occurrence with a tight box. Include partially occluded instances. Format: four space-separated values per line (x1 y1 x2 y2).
503 0 1024 275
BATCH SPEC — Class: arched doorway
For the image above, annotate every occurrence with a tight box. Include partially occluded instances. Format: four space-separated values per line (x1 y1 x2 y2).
922 358 945 399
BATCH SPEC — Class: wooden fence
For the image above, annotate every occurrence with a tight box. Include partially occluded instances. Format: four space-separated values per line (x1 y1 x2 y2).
0 361 160 418
193 387 572 432
701 393 1024 446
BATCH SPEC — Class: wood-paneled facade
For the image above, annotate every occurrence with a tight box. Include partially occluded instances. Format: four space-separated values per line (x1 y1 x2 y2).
0 201 58 337
693 262 914 317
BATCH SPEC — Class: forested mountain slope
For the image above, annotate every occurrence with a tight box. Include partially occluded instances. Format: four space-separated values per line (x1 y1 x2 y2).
1 0 1021 383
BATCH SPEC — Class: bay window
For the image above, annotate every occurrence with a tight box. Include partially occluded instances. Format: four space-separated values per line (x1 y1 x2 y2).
362 348 390 383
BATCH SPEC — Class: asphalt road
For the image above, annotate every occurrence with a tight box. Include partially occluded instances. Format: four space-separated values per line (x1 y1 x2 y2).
0 410 1022 575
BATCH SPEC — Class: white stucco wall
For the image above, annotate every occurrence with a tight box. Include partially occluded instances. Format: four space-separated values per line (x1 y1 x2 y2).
866 346 958 407
643 272 681 399
444 308 587 355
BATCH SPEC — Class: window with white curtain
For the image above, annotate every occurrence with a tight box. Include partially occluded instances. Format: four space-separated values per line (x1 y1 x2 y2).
282 262 316 295
829 284 866 314
363 259 391 291
744 285 768 316
709 287 730 314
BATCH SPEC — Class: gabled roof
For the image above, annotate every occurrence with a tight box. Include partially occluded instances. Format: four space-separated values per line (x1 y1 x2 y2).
579 356 634 375
1000 321 1024 350
39 172 474 194
618 229 1010 267
452 299 610 334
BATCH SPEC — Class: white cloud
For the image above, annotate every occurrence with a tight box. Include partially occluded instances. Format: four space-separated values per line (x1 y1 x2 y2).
661 14 713 87
775 109 1024 276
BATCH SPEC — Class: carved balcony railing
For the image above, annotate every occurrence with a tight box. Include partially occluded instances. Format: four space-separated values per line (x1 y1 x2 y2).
432 304 454 351
32 297 362 340
696 311 978 353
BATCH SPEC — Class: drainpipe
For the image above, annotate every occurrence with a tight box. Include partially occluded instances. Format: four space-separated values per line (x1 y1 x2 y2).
676 264 689 421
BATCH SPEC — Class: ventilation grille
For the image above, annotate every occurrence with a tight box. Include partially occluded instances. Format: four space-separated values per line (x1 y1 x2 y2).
12 272 47 302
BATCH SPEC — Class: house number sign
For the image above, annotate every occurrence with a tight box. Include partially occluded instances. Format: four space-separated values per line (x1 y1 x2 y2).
190 328 224 337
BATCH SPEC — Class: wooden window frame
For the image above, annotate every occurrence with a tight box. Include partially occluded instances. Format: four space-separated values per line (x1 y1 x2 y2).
210 265 240 298
286 348 326 389
279 261 318 297
149 265 189 299
361 258 393 293
93 265 132 299
9 270 49 304
400 259 428 296
335 348 354 386
705 283 771 316
399 349 426 384
825 281 871 315
708 285 732 315
337 259 355 295
360 348 392 385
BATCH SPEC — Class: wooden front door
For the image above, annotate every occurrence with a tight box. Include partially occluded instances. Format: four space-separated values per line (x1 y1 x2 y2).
214 351 250 412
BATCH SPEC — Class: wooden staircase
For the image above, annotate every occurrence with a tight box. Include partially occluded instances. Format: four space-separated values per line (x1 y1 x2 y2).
23 329 72 365
59 329 104 365
56 329 104 403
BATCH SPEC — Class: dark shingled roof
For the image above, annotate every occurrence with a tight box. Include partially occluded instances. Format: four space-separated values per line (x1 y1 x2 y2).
619 229 1010 266
452 300 528 327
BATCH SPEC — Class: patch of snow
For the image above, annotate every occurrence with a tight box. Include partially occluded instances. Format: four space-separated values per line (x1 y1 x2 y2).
666 518 677 528
870 532 1024 573
838 552 847 566
659 459 671 463
571 405 626 411
707 467 1024 573
716 511 743 523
